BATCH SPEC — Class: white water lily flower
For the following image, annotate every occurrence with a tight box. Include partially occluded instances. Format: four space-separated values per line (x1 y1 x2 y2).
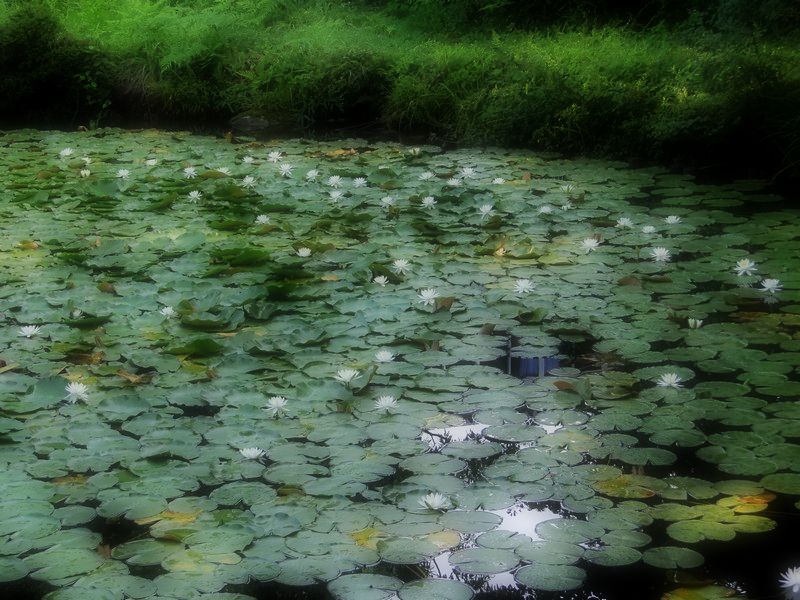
326 175 343 188
80 169 91 178
266 396 288 417
188 190 202 203
760 278 782 294
216 167 231 175
145 158 158 166
446 177 461 186
514 279 534 295
241 176 256 189
65 382 89 403
538 205 554 214
409 147 421 156
492 177 505 184
374 395 397 412
183 166 197 179
560 183 576 194
656 372 682 389
305 169 319 181
242 155 254 164
779 566 800 594
116 169 130 180
353 177 367 188
59 147 74 158
334 368 361 385
561 201 573 210
380 196 395 208
417 288 440 306
18 325 42 338
279 163 293 177
642 225 656 234
329 190 344 202
255 215 270 225
267 151 282 163
373 275 389 286
296 247 312 258
419 171 435 181
375 350 395 363
419 492 450 511
478 204 494 220
159 306 176 318
581 238 600 252
734 258 758 276
421 196 436 209
81 156 92 165
665 215 681 224
650 247 672 262
391 259 410 275
239 447 265 460
459 166 476 179
616 217 634 228
71 309 83 319
688 318 703 329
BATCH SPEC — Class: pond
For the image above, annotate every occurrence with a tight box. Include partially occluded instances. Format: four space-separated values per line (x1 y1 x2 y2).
0 129 799 600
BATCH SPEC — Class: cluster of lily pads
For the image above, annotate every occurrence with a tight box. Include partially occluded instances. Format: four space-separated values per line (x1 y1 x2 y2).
0 129 799 600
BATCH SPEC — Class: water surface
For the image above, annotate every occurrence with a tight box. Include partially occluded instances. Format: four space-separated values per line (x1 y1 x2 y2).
0 129 798 600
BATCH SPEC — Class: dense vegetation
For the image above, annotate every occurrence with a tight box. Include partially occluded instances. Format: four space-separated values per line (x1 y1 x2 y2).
1 0 799 179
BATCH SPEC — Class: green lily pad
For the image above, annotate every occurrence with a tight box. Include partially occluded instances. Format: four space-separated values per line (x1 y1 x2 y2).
515 541 584 565
377 538 438 564
328 574 403 600
760 473 800 495
398 579 474 600
515 564 586 591
449 548 519 575
642 546 704 569
439 511 502 534
0 557 30 582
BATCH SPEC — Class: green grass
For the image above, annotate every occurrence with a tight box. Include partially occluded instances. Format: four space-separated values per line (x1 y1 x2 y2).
2 0 799 179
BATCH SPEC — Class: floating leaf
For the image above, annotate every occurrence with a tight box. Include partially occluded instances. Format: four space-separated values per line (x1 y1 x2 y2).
449 548 519 575
642 546 704 569
328 574 403 600
515 564 586 591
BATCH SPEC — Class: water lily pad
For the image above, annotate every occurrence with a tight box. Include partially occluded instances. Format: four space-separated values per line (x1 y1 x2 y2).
449 548 519 575
439 511 502 534
515 541 584 565
535 519 605 543
376 538 438 564
760 473 800 495
583 545 641 566
483 424 545 443
3 130 799 600
328 574 403 600
25 548 105 582
0 557 30 582
398 579 474 600
515 564 586 591
476 529 531 550
642 546 704 569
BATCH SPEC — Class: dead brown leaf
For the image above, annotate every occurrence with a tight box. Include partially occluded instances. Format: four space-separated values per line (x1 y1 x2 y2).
117 369 152 384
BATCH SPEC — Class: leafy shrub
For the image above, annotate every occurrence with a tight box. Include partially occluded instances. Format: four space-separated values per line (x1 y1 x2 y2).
252 48 391 126
0 0 797 179
366 0 800 32
0 1 112 126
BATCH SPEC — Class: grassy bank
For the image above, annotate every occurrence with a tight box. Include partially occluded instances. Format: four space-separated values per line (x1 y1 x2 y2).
1 0 799 180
